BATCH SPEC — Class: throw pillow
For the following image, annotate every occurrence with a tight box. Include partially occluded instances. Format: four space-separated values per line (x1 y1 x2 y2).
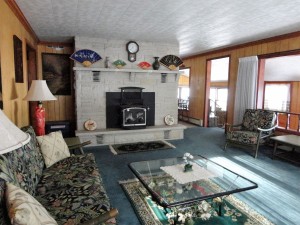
5 182 57 225
36 131 70 168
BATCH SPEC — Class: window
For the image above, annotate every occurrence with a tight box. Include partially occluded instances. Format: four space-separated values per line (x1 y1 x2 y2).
264 83 290 112
210 88 228 111
178 68 190 101
211 57 229 81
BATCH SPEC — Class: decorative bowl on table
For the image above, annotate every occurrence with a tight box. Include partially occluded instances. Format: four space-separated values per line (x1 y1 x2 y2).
70 49 102 67
138 61 151 70
113 59 126 69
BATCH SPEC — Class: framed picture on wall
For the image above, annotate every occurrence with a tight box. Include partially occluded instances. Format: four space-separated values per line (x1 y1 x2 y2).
42 53 71 95
13 35 23 83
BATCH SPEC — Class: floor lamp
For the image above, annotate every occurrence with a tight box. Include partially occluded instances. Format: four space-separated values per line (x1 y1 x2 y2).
24 80 57 136
0 109 31 154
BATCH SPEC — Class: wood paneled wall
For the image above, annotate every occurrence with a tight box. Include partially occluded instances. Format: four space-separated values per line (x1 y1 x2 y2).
0 0 37 126
37 44 75 122
183 33 300 124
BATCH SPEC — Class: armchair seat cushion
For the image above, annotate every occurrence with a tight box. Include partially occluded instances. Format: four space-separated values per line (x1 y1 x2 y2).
226 131 259 145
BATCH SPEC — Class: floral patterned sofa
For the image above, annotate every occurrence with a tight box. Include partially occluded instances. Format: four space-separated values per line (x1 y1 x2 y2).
0 126 117 225
224 109 277 158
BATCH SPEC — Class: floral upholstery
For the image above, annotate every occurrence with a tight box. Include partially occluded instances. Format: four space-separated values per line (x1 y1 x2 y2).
35 154 111 225
0 126 115 225
225 109 276 158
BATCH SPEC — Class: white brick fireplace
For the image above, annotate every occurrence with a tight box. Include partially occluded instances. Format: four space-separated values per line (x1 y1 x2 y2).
74 37 186 146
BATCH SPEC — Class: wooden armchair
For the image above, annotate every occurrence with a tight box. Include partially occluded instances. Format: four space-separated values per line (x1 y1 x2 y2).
224 109 277 158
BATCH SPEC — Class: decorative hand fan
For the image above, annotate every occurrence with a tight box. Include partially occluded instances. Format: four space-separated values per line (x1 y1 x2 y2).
70 49 102 67
113 59 126 69
138 61 151 70
159 55 183 70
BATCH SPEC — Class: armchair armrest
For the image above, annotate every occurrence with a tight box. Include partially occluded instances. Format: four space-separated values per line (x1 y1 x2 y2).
80 208 118 225
257 125 277 133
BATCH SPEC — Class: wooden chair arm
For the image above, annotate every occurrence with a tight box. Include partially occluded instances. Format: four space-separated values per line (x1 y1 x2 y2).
80 208 118 225
257 125 277 133
68 140 92 150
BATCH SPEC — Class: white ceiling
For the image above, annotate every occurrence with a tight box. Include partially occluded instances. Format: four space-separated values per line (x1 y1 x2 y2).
15 0 300 57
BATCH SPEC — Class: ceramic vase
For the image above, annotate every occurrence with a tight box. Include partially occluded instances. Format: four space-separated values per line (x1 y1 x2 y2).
152 57 160 70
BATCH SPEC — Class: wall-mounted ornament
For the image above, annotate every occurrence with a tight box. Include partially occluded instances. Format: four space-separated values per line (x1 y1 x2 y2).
159 55 183 70
113 59 126 69
126 41 139 62
13 35 23 83
164 114 175 126
70 49 102 67
138 61 151 70
84 119 97 131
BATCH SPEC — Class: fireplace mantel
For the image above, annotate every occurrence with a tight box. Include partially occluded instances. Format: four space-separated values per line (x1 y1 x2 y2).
73 67 179 74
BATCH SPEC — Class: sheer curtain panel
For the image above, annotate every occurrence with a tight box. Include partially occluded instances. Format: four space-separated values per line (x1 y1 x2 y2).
233 56 258 124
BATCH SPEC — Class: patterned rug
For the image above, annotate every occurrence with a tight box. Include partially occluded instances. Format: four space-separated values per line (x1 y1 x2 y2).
109 140 175 155
120 179 274 225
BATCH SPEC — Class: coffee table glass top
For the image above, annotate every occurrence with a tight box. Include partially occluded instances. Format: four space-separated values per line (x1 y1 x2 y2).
129 155 258 208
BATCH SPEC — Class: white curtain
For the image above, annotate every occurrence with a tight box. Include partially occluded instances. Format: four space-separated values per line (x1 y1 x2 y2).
233 56 258 124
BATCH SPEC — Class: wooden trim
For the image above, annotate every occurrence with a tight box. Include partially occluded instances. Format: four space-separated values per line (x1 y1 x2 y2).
204 60 211 127
206 54 231 61
258 49 300 59
38 41 73 47
183 31 300 60
5 0 39 42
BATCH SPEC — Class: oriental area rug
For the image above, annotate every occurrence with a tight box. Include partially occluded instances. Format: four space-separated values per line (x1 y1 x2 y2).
109 140 175 155
120 179 274 225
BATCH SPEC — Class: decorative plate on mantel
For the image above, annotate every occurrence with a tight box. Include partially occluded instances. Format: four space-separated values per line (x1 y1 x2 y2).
84 119 97 131
164 114 175 126
70 49 102 67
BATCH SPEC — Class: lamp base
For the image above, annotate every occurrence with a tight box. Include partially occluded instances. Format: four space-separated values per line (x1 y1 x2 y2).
34 103 45 136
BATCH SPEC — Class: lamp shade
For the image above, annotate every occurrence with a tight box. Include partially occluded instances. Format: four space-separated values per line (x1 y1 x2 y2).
23 80 57 101
0 110 31 154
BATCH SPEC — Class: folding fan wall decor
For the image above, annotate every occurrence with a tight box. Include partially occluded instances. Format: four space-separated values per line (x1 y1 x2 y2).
159 55 183 70
70 49 102 67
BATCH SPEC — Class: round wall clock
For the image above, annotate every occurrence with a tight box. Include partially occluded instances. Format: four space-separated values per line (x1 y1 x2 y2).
126 41 139 62
84 119 97 131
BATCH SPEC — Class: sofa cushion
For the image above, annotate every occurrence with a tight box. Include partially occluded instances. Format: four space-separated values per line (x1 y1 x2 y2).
6 182 57 225
0 143 44 196
0 179 10 225
21 126 45 173
36 131 70 168
35 154 111 224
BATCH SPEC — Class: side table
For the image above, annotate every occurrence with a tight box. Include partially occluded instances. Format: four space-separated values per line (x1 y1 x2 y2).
271 135 300 164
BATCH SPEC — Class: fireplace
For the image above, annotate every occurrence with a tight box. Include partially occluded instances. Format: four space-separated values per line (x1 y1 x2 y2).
120 87 146 129
106 87 155 129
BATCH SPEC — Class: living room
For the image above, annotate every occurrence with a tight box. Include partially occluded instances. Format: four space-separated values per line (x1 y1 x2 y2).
1 1 300 225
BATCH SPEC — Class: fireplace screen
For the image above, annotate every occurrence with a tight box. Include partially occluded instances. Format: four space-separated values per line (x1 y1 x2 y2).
122 107 146 128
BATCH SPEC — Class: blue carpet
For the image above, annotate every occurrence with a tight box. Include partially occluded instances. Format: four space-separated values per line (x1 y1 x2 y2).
85 126 300 225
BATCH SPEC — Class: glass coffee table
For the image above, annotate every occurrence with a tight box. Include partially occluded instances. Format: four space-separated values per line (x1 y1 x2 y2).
129 155 257 222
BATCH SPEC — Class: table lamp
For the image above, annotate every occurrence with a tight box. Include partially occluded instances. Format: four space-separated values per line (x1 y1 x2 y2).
0 109 31 154
23 80 57 136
